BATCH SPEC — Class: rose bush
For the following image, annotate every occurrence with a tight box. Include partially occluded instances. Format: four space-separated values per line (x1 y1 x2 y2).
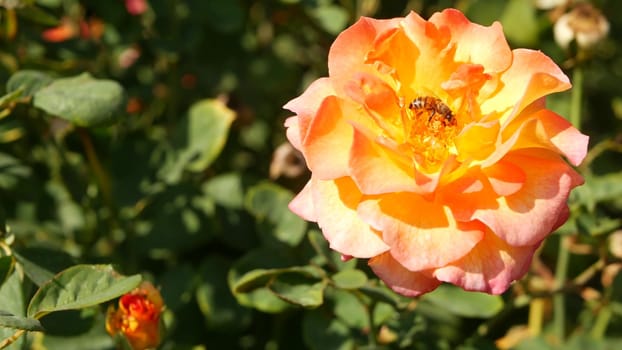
284 8 588 296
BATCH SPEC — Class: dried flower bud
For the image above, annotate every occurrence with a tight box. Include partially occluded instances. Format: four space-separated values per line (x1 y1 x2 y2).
269 142 306 179
601 263 622 288
609 230 622 259
106 281 164 350
554 3 609 50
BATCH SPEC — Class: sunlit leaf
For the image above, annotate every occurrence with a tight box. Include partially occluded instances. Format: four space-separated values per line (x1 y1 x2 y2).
332 269 367 290
27 265 141 318
269 275 326 308
422 284 504 318
160 99 236 183
33 73 126 126
0 272 26 349
203 172 245 209
245 182 306 246
6 70 53 97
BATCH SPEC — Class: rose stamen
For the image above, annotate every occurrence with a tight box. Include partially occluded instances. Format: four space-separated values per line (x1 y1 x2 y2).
402 96 458 170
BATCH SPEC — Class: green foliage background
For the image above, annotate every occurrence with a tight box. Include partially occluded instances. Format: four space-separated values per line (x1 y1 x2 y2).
1 0 622 349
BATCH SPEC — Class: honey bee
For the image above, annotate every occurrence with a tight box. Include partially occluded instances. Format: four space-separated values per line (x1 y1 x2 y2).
409 96 455 126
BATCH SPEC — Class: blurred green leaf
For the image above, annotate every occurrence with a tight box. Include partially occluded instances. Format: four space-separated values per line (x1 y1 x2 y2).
0 256 13 285
33 73 125 127
332 269 367 290
203 172 245 209
499 0 539 46
0 310 44 331
14 247 75 286
309 5 349 35
0 152 31 189
6 70 54 98
232 265 325 294
160 99 236 183
269 274 326 308
245 182 307 246
0 272 26 350
422 284 503 318
196 256 252 331
204 0 244 33
16 4 59 25
333 289 368 330
41 312 114 350
27 265 141 318
303 309 354 350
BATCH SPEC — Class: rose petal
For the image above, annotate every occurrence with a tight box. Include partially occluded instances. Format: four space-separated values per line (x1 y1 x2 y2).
300 95 352 179
473 151 584 246
369 252 441 297
481 49 571 118
312 177 390 258
288 180 316 222
358 193 484 270
429 9 512 74
349 128 417 194
434 229 537 294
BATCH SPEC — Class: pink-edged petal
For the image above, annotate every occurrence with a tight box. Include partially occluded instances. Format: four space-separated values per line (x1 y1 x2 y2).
284 116 302 150
369 252 441 297
481 49 571 117
288 180 316 222
483 160 526 196
506 108 589 166
358 193 484 271
349 128 417 194
283 77 335 117
434 229 538 294
313 177 390 258
300 95 352 179
473 151 584 246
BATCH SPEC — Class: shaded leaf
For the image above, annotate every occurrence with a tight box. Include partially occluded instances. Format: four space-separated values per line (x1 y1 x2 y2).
14 248 75 286
203 172 245 209
33 73 125 126
302 309 354 350
0 255 13 285
27 265 141 318
0 310 44 331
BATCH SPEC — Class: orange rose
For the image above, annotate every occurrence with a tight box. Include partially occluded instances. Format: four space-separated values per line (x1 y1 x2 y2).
106 281 164 350
284 9 588 296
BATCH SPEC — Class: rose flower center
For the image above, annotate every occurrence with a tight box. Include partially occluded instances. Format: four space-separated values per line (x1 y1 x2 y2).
399 96 458 171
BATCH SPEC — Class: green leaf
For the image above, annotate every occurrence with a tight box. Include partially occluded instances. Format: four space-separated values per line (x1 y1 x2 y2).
27 264 141 318
0 152 31 190
13 248 75 286
196 256 252 331
269 274 326 308
308 5 349 35
232 265 325 294
332 269 368 290
204 0 243 33
499 0 538 46
16 4 59 25
245 182 307 246
0 310 44 331
0 255 13 285
203 173 245 209
6 70 53 97
0 272 26 350
33 73 126 127
302 309 354 350
332 289 369 329
422 284 504 318
160 99 236 183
